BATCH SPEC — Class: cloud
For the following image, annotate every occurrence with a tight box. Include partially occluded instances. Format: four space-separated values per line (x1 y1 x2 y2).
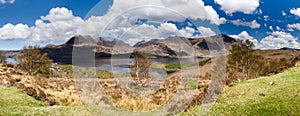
290 8 300 17
78 0 225 44
282 11 286 16
287 23 300 30
108 23 197 45
287 28 295 32
0 0 225 45
230 19 261 29
0 0 15 4
269 26 273 31
263 16 269 21
230 31 258 47
214 0 260 14
0 7 84 44
178 27 196 37
0 23 30 40
230 31 300 50
258 31 300 49
276 26 281 31
197 26 216 36
78 0 226 36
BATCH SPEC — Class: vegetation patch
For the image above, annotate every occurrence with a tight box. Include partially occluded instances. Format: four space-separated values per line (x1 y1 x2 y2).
185 81 203 89
183 63 300 115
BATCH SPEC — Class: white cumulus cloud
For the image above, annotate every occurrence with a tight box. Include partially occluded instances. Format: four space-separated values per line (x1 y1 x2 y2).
108 23 197 45
214 0 260 14
258 31 300 49
78 0 226 36
0 0 15 4
287 23 300 31
0 0 225 45
0 23 31 40
230 19 261 29
197 26 216 37
0 7 84 44
290 8 300 17
230 31 258 47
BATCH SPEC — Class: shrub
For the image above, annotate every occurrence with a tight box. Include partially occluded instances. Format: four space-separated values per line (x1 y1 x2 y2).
15 45 53 76
0 50 7 63
198 58 211 66
165 63 181 69
185 81 203 89
100 71 113 79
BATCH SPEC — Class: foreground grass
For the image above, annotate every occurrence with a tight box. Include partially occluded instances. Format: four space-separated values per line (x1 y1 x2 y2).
185 64 300 116
0 86 91 116
1 64 300 115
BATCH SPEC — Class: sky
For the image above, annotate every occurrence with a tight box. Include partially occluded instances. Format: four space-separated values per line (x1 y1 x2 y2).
0 0 300 50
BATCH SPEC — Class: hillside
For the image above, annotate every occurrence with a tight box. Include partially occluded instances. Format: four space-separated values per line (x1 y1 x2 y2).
184 63 300 116
1 63 299 115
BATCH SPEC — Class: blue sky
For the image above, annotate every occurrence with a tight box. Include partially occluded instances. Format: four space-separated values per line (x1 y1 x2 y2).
1 0 300 50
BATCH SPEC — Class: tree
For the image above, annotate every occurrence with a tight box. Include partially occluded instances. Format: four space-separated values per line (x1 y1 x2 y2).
0 50 7 63
130 50 153 86
16 45 53 76
227 40 264 80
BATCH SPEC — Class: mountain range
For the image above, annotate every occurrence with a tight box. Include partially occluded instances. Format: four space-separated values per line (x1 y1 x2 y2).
41 34 242 64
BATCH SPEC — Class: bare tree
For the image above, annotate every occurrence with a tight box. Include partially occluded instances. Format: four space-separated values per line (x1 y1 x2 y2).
130 50 152 86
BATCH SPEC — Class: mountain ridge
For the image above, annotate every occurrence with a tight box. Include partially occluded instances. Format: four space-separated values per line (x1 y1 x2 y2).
40 34 241 64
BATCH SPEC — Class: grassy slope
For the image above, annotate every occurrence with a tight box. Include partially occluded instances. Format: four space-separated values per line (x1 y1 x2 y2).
207 64 300 116
0 86 91 116
1 64 300 115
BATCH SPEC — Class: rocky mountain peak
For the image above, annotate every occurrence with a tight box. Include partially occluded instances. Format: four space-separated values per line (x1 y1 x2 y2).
65 35 95 46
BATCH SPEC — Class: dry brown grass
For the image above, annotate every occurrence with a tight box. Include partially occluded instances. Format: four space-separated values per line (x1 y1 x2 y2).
0 63 83 106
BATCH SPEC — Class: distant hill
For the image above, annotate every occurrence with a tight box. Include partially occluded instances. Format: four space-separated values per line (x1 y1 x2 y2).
134 34 241 58
2 50 19 58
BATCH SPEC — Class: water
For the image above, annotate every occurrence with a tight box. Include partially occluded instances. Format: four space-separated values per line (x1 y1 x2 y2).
5 56 201 78
93 58 200 74
6 58 17 64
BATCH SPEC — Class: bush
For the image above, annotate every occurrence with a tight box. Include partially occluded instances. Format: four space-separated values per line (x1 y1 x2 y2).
0 50 7 63
185 81 203 89
15 45 53 76
198 58 211 66
100 71 113 79
165 63 181 69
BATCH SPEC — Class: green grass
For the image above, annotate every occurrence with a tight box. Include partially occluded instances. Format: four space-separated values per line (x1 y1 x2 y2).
0 86 91 116
184 64 300 116
165 58 211 70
